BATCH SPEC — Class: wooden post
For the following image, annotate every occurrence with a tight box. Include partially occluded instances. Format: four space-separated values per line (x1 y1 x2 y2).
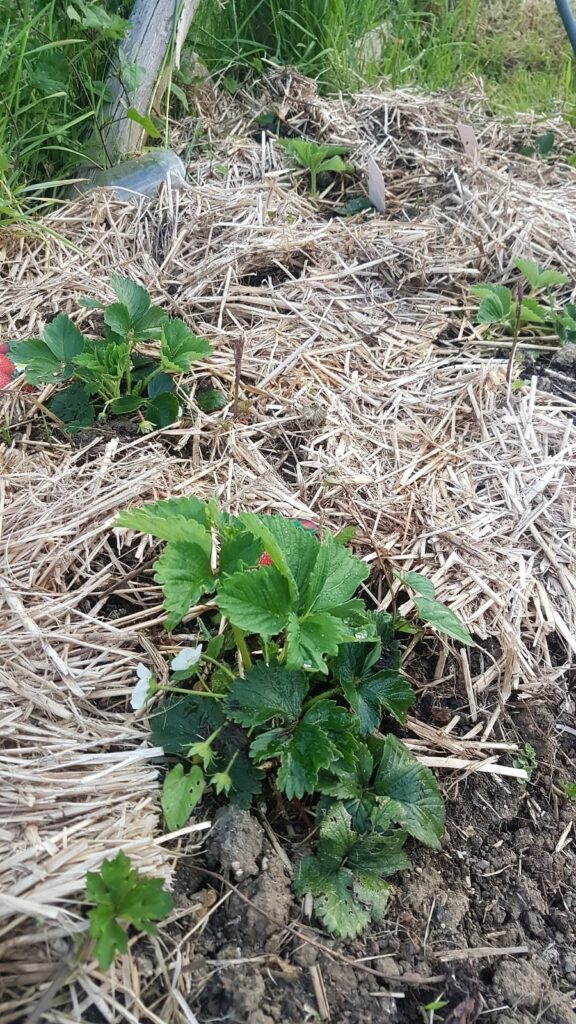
100 0 200 162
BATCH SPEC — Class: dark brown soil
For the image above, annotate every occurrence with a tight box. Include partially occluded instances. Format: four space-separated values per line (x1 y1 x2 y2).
160 687 576 1024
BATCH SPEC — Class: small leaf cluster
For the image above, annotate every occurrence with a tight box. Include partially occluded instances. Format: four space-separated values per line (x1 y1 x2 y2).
8 276 221 431
471 258 575 345
277 138 352 195
117 499 472 939
85 851 173 970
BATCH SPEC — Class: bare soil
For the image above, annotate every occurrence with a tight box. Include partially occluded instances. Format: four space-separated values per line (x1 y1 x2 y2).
157 688 576 1024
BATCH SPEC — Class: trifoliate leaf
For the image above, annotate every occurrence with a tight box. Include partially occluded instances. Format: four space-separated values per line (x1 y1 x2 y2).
116 496 212 541
414 596 473 646
226 662 308 727
374 735 445 848
154 540 214 628
160 319 212 372
217 565 291 637
294 803 401 939
161 763 204 830
12 315 86 384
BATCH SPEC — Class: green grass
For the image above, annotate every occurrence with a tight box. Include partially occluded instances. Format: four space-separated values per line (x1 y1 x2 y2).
0 1 132 224
191 0 576 114
2 0 576 228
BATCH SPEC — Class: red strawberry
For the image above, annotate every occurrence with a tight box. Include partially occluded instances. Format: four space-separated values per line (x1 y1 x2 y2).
258 552 273 567
0 351 15 388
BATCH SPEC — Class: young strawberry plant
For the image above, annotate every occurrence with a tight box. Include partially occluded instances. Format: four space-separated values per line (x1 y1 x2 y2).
8 276 217 431
276 138 352 196
471 257 573 344
118 498 471 939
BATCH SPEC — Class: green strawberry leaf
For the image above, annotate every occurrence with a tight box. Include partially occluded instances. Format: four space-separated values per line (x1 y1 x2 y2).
47 382 94 429
104 302 132 336
42 314 85 362
150 696 225 754
154 540 215 628
225 662 309 727
146 392 180 428
195 388 228 413
374 735 445 848
284 609 349 673
217 565 291 637
160 320 212 372
250 700 354 799
147 372 176 399
294 804 403 939
300 537 368 614
110 275 151 321
414 596 473 645
116 497 212 541
11 315 86 384
110 393 147 414
342 668 415 733
161 763 204 830
471 284 511 324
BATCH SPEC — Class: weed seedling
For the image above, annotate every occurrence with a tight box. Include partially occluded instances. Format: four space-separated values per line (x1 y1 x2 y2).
276 138 352 195
513 742 537 782
85 851 173 970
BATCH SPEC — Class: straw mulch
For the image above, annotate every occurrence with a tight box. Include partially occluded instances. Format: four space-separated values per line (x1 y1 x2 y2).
1 72 575 1022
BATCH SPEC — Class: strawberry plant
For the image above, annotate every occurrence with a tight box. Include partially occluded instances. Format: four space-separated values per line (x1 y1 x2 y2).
471 258 573 345
118 498 472 939
8 276 216 431
276 138 352 196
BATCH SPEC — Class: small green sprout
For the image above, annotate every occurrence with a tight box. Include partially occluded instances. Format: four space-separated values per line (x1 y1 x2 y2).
277 138 352 195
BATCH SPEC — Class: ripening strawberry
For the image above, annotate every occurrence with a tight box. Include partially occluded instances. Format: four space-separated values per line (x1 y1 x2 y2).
0 347 15 388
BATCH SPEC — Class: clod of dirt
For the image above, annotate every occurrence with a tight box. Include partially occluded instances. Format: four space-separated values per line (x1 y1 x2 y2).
206 806 263 878
240 846 293 949
219 961 266 1016
550 342 576 379
493 959 546 1009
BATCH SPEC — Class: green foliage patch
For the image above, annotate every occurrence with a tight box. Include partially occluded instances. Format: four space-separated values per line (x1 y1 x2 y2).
113 498 472 945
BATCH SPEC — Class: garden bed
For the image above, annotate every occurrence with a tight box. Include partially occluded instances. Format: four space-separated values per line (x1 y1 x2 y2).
1 73 575 1024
